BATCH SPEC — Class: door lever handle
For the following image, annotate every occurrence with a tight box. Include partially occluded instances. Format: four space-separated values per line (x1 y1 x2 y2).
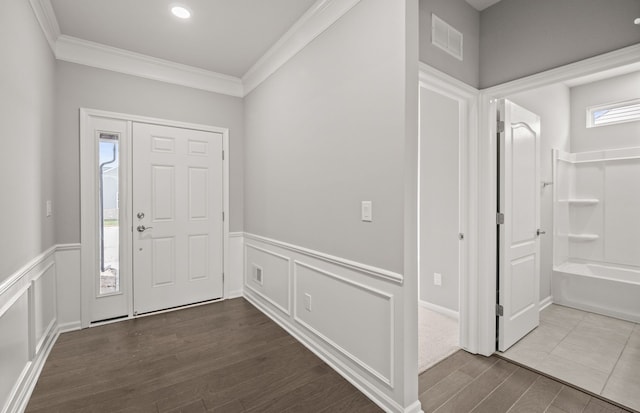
137 225 153 233
537 229 546 236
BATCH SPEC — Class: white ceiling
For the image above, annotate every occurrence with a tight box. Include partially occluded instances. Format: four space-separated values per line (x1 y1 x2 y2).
50 0 318 77
465 0 502 11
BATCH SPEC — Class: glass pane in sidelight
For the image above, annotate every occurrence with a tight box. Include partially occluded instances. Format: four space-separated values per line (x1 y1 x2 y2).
99 133 120 295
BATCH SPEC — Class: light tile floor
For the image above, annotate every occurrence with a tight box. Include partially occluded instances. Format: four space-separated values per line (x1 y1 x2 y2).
500 304 640 412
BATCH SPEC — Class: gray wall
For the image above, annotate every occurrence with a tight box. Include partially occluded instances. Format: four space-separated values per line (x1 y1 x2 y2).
0 0 56 283
419 87 460 311
54 61 245 244
243 0 412 273
510 84 571 302
570 71 640 153
419 0 480 88
480 0 640 88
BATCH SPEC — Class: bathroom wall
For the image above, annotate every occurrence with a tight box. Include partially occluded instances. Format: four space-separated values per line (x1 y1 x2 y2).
570 71 640 153
509 84 571 302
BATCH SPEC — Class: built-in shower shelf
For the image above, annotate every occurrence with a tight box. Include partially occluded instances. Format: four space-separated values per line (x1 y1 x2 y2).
568 233 599 241
559 199 599 205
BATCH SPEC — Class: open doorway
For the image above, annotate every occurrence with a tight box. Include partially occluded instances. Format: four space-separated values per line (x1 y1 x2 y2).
418 66 474 372
494 66 640 411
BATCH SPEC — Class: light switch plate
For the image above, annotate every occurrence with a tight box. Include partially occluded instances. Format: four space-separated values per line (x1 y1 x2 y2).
46 200 52 217
434 273 442 286
361 201 372 222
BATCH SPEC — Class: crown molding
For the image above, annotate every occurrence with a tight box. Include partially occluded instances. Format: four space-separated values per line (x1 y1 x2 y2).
28 0 363 98
481 43 640 98
56 35 244 97
28 0 60 52
242 0 362 95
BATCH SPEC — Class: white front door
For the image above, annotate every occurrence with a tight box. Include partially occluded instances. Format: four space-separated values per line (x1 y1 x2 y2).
498 99 541 352
132 123 224 315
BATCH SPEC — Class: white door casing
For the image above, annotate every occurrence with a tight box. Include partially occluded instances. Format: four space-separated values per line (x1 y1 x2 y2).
497 99 541 352
81 109 230 327
132 123 224 315
418 63 478 353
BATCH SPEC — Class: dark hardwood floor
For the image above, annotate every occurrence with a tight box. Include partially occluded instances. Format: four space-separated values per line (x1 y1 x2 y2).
26 299 381 413
27 298 630 412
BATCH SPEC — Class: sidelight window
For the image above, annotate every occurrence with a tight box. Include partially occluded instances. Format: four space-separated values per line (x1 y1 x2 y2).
98 132 120 295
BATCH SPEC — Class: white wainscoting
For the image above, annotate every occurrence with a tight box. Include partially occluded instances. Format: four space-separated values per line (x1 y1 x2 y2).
0 245 78 413
241 233 413 413
226 232 247 299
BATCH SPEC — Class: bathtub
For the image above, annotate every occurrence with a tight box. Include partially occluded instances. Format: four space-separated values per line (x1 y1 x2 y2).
553 261 640 323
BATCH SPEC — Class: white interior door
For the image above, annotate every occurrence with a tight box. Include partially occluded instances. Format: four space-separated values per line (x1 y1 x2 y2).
498 99 541 352
132 123 223 315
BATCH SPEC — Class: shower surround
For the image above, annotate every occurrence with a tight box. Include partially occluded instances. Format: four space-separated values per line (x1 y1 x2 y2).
553 147 640 323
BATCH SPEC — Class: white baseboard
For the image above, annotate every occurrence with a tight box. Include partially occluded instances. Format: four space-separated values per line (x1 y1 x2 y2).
539 296 553 312
243 290 409 413
419 300 459 321
5 319 58 413
57 321 82 334
404 400 424 413
225 290 243 300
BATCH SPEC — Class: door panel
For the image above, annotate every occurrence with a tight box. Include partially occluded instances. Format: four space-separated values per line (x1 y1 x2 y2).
133 123 223 315
498 99 541 352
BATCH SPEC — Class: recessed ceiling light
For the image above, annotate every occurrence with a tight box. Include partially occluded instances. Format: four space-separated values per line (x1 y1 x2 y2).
635 17 640 25
170 4 191 19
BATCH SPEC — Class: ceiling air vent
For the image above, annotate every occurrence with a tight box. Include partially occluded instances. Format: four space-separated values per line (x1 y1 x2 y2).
431 14 463 61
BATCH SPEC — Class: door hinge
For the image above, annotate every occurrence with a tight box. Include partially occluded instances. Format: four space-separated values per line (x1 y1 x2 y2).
496 304 504 317
497 120 505 133
497 212 505 225
222 150 225 160
222 211 225 221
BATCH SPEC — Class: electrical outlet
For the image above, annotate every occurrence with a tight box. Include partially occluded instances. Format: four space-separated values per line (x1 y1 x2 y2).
433 272 442 286
254 266 263 285
304 293 312 311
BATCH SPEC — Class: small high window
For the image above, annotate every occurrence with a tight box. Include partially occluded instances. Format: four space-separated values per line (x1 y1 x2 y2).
587 99 640 128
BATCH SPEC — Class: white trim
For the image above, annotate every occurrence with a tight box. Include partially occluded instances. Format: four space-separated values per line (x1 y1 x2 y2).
243 243 292 316
28 0 363 97
0 246 56 299
242 0 362 95
292 260 395 387
243 233 404 283
476 43 640 356
56 35 244 97
0 246 67 413
539 296 553 312
57 321 82 333
55 243 81 252
482 44 640 98
418 62 479 355
9 319 58 413
419 300 460 321
243 291 410 413
27 0 60 53
228 231 244 238
225 290 243 300
80 108 231 328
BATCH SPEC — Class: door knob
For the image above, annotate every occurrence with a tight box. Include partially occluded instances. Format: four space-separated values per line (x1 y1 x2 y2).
537 229 546 236
137 225 153 232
